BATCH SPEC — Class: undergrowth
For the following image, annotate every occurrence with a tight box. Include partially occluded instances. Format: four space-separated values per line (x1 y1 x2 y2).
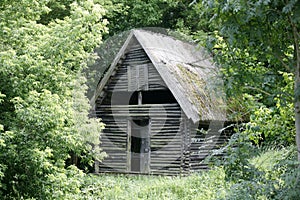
74 146 299 200
79 167 229 200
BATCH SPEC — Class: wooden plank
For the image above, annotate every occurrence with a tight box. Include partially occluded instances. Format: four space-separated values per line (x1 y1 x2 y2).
150 155 181 159
123 60 150 65
98 103 179 108
98 113 181 117
140 64 149 90
150 163 180 167
126 120 131 171
150 144 181 148
151 151 181 155
99 147 125 151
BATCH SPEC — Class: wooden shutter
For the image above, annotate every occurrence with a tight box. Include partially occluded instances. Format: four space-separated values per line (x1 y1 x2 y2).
127 64 149 91
128 65 137 91
139 64 149 91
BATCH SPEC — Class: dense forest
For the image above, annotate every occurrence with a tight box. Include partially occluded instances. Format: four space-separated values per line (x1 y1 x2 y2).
0 0 299 199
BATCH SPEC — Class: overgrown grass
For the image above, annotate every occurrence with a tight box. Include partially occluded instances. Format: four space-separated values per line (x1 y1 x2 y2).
70 146 298 200
77 168 230 200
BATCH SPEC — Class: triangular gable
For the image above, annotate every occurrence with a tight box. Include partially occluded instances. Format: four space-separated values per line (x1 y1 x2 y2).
91 29 226 123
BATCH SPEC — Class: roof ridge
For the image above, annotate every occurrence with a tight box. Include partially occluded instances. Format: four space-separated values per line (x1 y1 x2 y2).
133 28 196 47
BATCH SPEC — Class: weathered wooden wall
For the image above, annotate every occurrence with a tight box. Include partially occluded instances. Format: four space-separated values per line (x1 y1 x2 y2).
103 43 166 94
96 104 184 175
95 36 230 176
97 116 128 172
189 121 231 171
95 39 187 175
148 104 182 175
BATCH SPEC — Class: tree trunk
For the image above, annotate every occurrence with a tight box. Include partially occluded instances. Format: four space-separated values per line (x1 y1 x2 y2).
295 61 300 162
296 97 300 162
295 47 300 185
293 24 300 162
295 42 300 160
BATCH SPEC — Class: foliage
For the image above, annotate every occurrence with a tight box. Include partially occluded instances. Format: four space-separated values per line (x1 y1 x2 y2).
229 72 295 146
201 0 298 64
78 168 229 200
0 0 298 198
224 146 300 200
201 0 300 160
59 147 297 199
99 0 205 37
209 125 259 182
209 33 286 107
0 0 107 198
0 93 6 193
210 127 299 199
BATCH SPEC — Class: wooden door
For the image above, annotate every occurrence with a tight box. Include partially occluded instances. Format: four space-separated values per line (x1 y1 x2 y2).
128 118 150 173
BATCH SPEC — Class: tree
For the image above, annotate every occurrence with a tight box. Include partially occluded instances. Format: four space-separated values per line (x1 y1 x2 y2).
202 0 300 160
99 0 201 37
0 0 107 198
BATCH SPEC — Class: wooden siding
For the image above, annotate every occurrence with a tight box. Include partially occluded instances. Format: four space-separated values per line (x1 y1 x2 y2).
96 103 185 175
150 105 182 175
92 32 230 176
104 45 166 93
95 39 186 175
189 121 231 171
98 117 128 172
92 29 226 125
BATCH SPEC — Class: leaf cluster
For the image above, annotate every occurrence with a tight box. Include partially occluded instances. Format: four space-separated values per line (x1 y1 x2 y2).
0 0 107 198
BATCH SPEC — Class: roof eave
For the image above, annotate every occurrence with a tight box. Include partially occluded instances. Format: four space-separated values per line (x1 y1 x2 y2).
90 31 135 109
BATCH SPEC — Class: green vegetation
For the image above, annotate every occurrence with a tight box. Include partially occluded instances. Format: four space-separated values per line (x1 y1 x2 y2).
0 0 299 199
79 168 229 200
74 146 298 200
0 0 107 198
201 0 300 159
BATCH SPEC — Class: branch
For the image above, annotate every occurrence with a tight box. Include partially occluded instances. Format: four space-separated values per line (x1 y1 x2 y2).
243 86 272 96
189 0 197 7
271 51 292 72
289 14 300 77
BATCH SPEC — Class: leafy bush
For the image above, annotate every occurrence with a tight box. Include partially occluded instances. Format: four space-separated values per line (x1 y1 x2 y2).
244 78 295 146
221 146 299 200
211 126 299 200
0 0 107 198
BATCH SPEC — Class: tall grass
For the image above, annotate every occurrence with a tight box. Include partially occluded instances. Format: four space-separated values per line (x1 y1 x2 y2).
78 168 230 200
70 146 298 200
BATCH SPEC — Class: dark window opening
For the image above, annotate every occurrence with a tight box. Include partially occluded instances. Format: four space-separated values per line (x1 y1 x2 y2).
102 91 138 105
102 90 177 105
142 90 177 104
129 92 138 105
132 118 149 127
131 136 141 153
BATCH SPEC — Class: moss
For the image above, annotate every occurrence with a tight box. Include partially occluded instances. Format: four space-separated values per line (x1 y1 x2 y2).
176 64 213 118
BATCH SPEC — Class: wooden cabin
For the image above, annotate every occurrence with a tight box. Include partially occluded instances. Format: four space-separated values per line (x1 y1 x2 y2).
90 29 229 175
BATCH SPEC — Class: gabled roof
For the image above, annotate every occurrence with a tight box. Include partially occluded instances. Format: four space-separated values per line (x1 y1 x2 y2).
91 29 226 123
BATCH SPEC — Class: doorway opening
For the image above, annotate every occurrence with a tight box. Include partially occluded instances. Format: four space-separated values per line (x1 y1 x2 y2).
130 118 150 172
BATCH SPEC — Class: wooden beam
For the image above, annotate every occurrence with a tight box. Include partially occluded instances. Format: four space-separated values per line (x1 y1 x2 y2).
126 119 131 172
138 91 142 105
